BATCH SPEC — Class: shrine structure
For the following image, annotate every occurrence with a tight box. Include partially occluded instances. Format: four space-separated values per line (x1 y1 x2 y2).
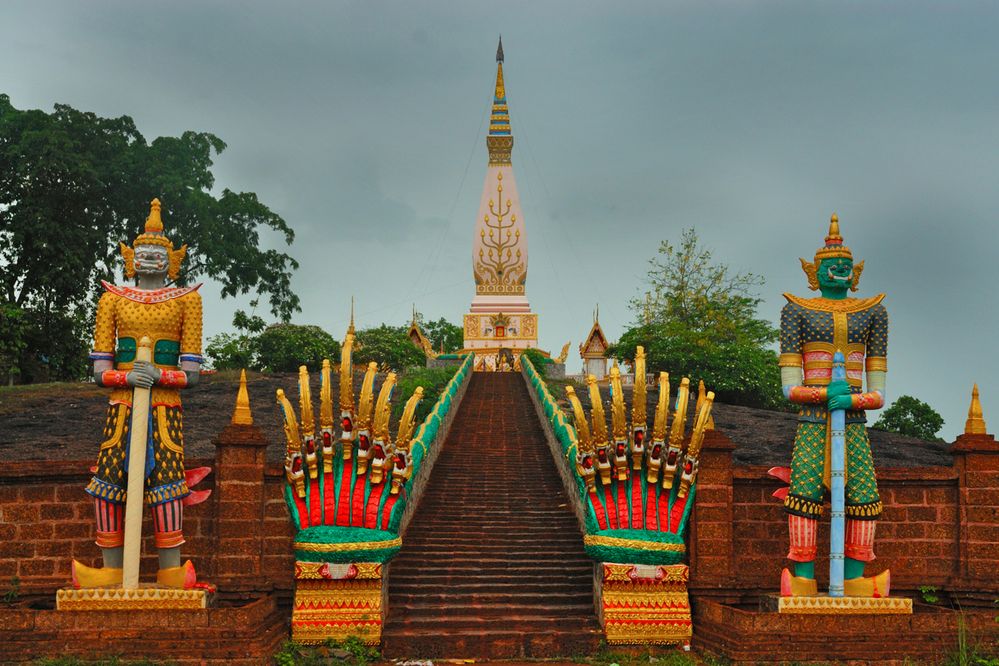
461 38 539 371
579 306 610 380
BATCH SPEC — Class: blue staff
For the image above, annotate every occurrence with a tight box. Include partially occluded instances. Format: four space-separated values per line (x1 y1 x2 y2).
828 350 847 597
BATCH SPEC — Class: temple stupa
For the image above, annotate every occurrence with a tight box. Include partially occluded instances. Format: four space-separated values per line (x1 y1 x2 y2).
461 38 539 371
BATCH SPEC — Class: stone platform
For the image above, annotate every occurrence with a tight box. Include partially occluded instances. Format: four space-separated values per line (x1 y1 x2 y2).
0 591 285 664
693 595 997 664
762 594 912 615
56 585 214 610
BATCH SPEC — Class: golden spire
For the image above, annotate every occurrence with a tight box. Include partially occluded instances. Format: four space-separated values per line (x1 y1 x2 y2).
348 297 356 336
145 198 164 234
826 213 842 245
487 36 513 165
231 369 253 425
813 212 853 261
966 384 988 435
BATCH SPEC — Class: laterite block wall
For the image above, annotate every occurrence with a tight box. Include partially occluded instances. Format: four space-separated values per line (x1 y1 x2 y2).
3 429 998 601
688 431 999 600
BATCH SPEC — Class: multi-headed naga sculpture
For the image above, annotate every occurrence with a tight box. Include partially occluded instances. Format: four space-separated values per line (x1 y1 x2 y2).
277 333 424 541
564 351 714 547
275 335 473 645
524 346 714 645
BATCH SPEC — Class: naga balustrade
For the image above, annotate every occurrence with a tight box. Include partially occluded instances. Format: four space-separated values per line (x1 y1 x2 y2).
276 341 474 645
522 349 714 646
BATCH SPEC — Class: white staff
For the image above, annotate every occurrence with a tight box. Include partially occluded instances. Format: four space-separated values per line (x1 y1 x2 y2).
122 336 153 589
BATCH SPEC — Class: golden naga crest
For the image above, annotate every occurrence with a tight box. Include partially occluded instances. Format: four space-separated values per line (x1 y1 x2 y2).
555 342 571 364
563 346 715 497
121 199 188 281
277 329 425 498
799 214 864 292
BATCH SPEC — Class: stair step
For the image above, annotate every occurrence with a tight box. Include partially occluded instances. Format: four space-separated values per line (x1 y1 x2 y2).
382 627 602 659
389 559 592 570
391 581 592 595
383 373 600 658
385 612 596 631
389 591 593 606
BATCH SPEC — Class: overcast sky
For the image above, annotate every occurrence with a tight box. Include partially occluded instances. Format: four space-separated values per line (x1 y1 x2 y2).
2 1 997 441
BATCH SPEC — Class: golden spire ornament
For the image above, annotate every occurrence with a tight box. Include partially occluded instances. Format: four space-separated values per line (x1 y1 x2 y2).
231 370 253 425
965 384 988 435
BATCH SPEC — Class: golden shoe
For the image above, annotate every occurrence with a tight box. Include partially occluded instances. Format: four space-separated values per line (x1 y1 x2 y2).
844 569 890 598
780 567 818 597
71 560 122 589
156 560 197 589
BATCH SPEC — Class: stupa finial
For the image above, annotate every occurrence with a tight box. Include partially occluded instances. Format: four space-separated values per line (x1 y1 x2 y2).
487 39 513 165
966 384 988 435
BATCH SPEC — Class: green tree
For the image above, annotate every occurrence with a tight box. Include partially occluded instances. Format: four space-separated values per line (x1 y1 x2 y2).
0 304 27 385
0 94 300 381
355 325 425 372
206 319 340 374
606 228 783 409
873 395 944 441
255 324 340 373
417 315 463 354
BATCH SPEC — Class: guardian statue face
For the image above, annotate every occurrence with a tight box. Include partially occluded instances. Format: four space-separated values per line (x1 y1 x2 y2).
816 257 854 297
133 244 169 279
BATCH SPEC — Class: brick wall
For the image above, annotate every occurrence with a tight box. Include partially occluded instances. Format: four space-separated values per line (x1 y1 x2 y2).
3 423 999 600
689 428 999 600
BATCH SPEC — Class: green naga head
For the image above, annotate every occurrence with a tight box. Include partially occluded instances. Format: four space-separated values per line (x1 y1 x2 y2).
799 214 864 300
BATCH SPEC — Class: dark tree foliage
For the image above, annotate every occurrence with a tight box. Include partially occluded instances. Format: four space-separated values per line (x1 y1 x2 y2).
606 228 784 410
205 320 340 374
416 315 464 354
0 94 300 380
872 395 945 441
254 324 340 373
354 325 425 372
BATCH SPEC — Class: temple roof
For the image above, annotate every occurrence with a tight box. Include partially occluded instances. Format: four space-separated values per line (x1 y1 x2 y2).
579 307 609 358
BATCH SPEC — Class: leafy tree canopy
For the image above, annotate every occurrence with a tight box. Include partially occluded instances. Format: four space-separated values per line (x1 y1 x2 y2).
606 228 783 409
0 94 300 380
205 305 339 373
206 312 459 375
355 324 425 372
0 94 300 317
415 314 463 355
873 395 945 441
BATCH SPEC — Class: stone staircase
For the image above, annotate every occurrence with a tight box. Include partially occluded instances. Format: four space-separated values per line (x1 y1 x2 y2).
382 372 602 658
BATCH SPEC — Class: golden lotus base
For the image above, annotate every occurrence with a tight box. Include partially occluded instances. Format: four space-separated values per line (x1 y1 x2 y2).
766 594 912 615
56 586 213 611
